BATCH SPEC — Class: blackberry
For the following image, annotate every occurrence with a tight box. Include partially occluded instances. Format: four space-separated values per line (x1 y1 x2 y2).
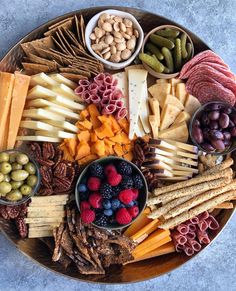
79 192 89 201
90 163 104 178
117 161 132 175
95 214 108 227
100 183 113 199
120 175 133 189
112 185 121 196
133 174 143 189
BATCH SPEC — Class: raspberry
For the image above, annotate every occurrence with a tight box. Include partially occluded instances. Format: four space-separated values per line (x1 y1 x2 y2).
107 173 122 186
132 189 139 200
116 208 132 225
81 209 95 224
80 201 90 211
118 189 134 204
89 193 102 209
87 177 101 191
104 164 117 176
128 206 139 218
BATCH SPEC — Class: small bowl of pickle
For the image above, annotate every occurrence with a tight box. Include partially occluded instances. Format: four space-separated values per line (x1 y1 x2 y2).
0 150 40 206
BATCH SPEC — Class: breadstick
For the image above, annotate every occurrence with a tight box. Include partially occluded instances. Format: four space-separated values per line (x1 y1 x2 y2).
200 158 233 176
163 179 236 220
147 194 196 219
214 202 234 209
159 190 236 229
153 166 233 196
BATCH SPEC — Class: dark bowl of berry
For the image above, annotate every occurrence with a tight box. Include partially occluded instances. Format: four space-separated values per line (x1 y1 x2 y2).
75 156 148 230
190 101 236 155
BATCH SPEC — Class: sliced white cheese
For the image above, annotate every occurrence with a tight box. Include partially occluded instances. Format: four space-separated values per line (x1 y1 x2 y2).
31 194 68 203
27 85 57 99
125 64 144 73
161 176 188 181
164 139 198 153
149 139 176 150
27 98 73 112
169 169 193 177
148 83 171 107
19 120 55 131
149 147 198 160
135 118 146 137
48 95 85 110
49 73 77 89
150 153 198 167
142 160 172 171
51 84 82 101
44 106 80 120
36 130 76 139
184 94 201 116
43 120 78 133
139 81 151 134
16 135 61 142
160 104 181 130
22 108 65 121
30 73 58 88
128 69 148 139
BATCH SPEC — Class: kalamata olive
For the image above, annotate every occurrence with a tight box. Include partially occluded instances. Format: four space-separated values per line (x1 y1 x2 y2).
230 127 236 137
20 184 32 196
202 128 210 140
16 153 29 166
224 140 232 147
11 162 23 170
210 130 224 140
0 162 12 175
201 143 215 152
24 162 36 175
6 190 22 201
0 152 10 163
192 127 203 144
11 170 29 182
230 114 236 124
222 107 232 115
0 181 12 195
223 131 231 140
228 119 234 128
208 110 220 121
211 139 225 151
201 113 210 126
209 120 218 130
219 113 229 128
206 103 222 111
27 175 38 187
0 173 4 183
193 119 201 127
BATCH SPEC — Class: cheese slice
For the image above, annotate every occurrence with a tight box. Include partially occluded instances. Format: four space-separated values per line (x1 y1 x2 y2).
165 139 198 153
49 73 77 89
184 94 201 116
30 72 58 88
149 147 198 159
44 106 80 120
146 152 198 167
175 83 187 104
139 81 151 134
27 98 73 112
161 176 188 181
51 84 81 101
159 122 189 143
169 169 193 177
135 118 146 137
142 160 172 171
20 120 55 131
162 94 184 110
25 217 63 224
48 95 85 110
125 64 144 73
173 111 191 124
27 85 57 99
16 135 61 142
22 108 65 121
149 98 160 126
28 229 53 238
148 83 171 107
27 210 65 218
128 69 148 139
7 73 30 149
43 120 78 133
36 130 76 139
31 194 68 203
149 139 176 150
160 104 181 130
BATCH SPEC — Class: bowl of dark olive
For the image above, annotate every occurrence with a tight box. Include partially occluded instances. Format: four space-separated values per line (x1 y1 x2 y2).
190 101 236 155
0 150 40 206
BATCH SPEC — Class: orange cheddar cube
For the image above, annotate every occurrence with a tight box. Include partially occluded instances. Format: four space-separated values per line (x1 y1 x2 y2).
80 109 89 119
118 118 129 134
75 140 90 160
77 130 90 142
95 123 114 139
113 143 124 156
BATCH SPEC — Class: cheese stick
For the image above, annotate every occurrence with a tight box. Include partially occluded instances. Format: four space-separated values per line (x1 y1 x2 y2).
163 179 236 220
159 190 236 229
153 167 232 196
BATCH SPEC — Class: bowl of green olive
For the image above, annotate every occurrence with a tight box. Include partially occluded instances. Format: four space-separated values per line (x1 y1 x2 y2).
0 150 40 205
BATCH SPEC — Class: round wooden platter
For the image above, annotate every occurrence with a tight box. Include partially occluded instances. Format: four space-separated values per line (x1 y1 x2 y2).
0 6 235 284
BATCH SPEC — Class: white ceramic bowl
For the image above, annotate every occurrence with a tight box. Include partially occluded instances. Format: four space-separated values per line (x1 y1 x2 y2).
85 9 144 70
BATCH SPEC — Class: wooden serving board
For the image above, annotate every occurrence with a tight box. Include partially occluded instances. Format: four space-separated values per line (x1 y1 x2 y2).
0 6 235 284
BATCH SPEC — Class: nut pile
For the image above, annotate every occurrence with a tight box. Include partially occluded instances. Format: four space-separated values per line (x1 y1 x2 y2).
90 13 139 63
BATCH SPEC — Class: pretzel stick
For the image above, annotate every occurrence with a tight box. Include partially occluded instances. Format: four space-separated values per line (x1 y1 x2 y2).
163 179 236 220
200 158 233 176
153 162 233 196
214 202 234 209
159 190 236 229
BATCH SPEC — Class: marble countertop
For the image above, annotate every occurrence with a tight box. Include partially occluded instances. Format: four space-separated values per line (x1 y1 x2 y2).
0 0 235 290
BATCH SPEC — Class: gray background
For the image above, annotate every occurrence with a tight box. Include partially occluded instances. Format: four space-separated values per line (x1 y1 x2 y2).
0 0 235 290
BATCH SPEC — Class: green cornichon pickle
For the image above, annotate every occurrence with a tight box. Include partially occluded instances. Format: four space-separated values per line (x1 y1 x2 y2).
139 53 165 73
182 43 193 65
174 38 182 71
161 47 174 73
163 67 170 73
181 33 188 59
146 51 152 56
146 42 164 60
149 34 175 50
156 28 180 38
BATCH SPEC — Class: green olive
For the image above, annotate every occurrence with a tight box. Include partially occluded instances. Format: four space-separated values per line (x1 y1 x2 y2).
24 162 36 175
11 162 23 170
3 174 11 182
0 162 12 174
6 190 22 201
0 181 12 195
0 173 4 183
0 152 10 163
20 184 32 196
11 170 29 182
11 180 24 190
27 175 38 187
9 153 17 163
16 153 29 165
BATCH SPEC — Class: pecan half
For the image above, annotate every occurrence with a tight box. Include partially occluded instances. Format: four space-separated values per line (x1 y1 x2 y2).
54 162 67 178
42 143 55 160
